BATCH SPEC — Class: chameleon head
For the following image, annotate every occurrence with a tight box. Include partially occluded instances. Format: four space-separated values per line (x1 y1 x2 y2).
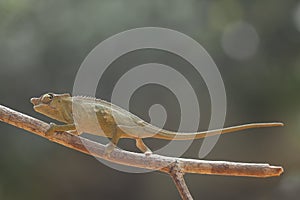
30 93 72 123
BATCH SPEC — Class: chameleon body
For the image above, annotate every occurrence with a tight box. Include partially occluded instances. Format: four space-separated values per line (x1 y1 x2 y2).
30 93 283 155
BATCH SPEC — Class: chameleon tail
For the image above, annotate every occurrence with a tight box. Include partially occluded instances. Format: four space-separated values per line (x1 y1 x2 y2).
153 122 283 140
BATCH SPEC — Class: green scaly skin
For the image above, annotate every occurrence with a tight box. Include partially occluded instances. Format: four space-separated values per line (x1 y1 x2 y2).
30 93 283 156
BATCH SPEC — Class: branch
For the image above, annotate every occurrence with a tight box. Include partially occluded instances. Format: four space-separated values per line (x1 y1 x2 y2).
0 104 284 199
169 161 193 200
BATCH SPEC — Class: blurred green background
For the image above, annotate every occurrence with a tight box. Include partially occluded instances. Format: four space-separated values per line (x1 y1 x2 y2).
0 0 299 199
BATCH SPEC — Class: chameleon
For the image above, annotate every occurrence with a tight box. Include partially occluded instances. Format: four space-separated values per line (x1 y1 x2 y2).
30 93 283 155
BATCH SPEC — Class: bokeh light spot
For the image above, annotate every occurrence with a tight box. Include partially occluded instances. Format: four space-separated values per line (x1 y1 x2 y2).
221 21 260 60
293 2 300 32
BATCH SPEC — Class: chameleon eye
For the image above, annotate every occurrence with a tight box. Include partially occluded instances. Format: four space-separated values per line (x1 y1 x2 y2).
41 93 53 104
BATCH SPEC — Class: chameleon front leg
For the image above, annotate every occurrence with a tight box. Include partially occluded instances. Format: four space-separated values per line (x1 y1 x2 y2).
45 123 78 137
136 138 152 156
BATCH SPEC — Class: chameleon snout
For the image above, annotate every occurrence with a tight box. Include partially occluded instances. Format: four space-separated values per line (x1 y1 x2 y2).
30 97 39 106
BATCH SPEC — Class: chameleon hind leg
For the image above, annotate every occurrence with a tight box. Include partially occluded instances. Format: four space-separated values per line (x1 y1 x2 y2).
136 138 152 156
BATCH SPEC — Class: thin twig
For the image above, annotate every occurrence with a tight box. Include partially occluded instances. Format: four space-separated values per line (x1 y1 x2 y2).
0 104 284 199
169 161 193 200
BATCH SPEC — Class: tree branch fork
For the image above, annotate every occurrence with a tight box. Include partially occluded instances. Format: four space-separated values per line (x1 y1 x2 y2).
0 105 284 200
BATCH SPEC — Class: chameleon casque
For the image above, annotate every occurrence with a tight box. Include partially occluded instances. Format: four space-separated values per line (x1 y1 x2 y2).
30 93 283 155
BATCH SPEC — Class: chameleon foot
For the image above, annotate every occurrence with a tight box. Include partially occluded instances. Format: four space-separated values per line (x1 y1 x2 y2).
104 142 116 157
136 138 152 156
45 123 77 138
45 122 56 138
144 150 152 156
67 130 80 136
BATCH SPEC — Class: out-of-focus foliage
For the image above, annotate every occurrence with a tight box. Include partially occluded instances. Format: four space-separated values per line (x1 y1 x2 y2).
0 0 300 199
